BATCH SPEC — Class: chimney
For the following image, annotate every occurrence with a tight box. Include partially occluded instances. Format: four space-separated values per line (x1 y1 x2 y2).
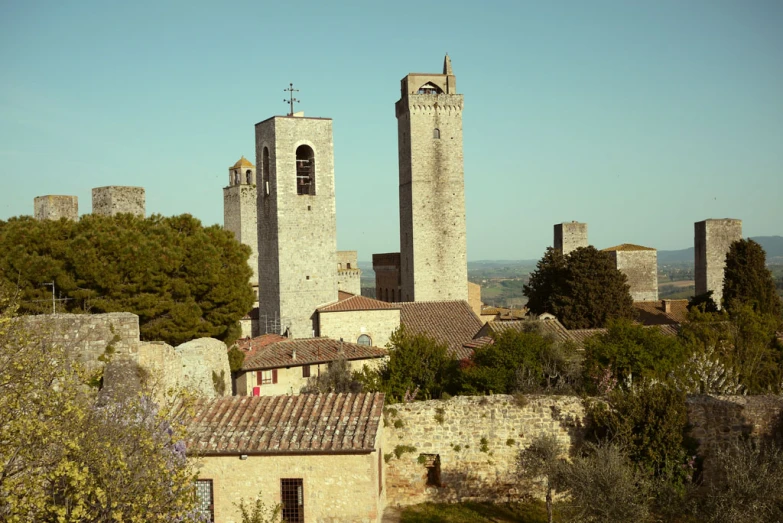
662 300 672 313
292 348 297 361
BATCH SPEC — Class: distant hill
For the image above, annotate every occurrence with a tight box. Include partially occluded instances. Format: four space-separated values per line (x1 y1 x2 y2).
658 236 783 265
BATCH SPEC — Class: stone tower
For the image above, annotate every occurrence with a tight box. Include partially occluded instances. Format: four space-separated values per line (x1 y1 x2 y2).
602 244 658 302
396 55 467 302
695 218 742 308
554 222 588 255
34 195 78 221
92 186 145 217
223 156 259 294
255 114 337 338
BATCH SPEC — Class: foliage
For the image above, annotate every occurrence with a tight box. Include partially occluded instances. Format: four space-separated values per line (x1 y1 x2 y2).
0 214 254 346
517 435 564 523
672 344 743 394
228 346 246 373
722 239 782 316
586 383 693 484
394 445 417 459
0 286 202 521
357 326 457 401
212 369 227 395
400 500 550 523
300 357 363 394
582 320 689 390
235 492 282 523
687 291 719 313
557 443 651 523
523 246 636 329
696 439 783 523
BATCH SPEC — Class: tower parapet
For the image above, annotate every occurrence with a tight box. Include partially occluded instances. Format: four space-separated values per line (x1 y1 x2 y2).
554 222 588 255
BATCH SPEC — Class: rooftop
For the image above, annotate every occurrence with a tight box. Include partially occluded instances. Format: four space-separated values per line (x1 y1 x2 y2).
181 392 384 455
231 156 254 169
318 292 399 313
633 299 689 325
240 337 387 371
399 300 483 357
601 243 656 252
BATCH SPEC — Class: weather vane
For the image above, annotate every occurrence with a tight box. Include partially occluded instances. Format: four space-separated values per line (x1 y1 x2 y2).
283 83 300 116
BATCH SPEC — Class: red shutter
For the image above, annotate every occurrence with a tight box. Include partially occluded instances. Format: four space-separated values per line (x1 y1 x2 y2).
256 371 262 386
272 369 278 384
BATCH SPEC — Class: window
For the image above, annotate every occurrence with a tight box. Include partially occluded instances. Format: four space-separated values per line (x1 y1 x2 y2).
433 128 440 139
262 147 270 196
302 365 310 378
281 478 304 523
295 145 315 195
391 289 395 302
257 369 277 385
195 480 214 522
357 334 371 346
246 170 253 184
346 262 351 269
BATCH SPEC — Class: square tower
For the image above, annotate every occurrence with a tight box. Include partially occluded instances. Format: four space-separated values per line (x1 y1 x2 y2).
34 195 78 221
255 115 337 338
695 218 742 308
336 250 361 296
92 186 145 217
554 222 588 255
396 55 467 302
602 244 658 302
223 156 259 291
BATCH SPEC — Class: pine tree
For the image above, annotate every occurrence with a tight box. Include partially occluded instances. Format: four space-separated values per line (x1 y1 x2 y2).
722 239 782 317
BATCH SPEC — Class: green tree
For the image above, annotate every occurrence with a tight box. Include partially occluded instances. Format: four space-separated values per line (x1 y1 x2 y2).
517 435 565 523
524 246 635 329
301 358 363 394
235 492 282 523
722 239 782 317
0 214 254 346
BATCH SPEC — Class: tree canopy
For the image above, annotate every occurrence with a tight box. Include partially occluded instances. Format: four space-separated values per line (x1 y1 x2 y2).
524 246 636 329
0 214 254 346
722 238 782 317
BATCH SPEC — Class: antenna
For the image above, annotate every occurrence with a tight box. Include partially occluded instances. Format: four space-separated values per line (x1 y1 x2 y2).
283 83 300 116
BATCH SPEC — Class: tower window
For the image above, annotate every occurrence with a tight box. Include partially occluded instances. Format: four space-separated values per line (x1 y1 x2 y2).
262 147 270 196
296 145 315 196
233 170 239 185
417 82 443 95
433 128 440 139
357 334 372 346
246 170 253 184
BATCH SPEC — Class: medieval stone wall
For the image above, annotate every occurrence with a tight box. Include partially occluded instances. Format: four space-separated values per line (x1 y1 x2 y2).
694 219 742 308
554 222 588 255
611 249 658 302
91 186 146 217
318 308 400 349
34 195 79 221
373 252 401 303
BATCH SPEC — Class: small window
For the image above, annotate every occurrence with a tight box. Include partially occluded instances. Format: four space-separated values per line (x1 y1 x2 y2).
257 369 277 385
195 479 214 522
302 365 310 378
419 454 441 487
433 128 440 139
357 334 371 346
262 147 270 196
246 170 253 184
296 145 315 196
281 478 304 523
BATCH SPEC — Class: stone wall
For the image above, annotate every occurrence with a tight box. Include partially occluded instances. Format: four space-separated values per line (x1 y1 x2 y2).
91 186 146 217
554 222 588 255
383 395 586 507
34 195 79 221
609 248 658 302
318 309 400 349
223 184 259 287
373 252 401 303
694 218 742 308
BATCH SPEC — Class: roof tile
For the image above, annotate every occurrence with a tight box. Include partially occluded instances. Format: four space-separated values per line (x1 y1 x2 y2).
399 300 483 357
241 337 387 371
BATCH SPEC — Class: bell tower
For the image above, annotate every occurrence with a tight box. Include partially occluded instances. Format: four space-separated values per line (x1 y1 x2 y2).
223 156 259 297
396 55 468 302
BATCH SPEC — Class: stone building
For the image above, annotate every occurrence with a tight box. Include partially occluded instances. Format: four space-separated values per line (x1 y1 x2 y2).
602 243 658 302
373 252 402 302
223 156 259 295
695 218 742 308
91 186 145 217
317 292 401 349
34 195 79 221
397 55 468 302
184 393 386 523
337 250 361 296
554 221 588 255
255 113 338 338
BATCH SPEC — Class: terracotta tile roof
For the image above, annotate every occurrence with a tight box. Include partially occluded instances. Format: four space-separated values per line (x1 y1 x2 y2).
601 243 656 252
633 300 689 325
182 392 384 455
318 294 399 312
338 291 354 301
568 328 607 345
398 300 483 357
237 334 288 359
241 337 387 371
231 156 255 169
476 318 573 344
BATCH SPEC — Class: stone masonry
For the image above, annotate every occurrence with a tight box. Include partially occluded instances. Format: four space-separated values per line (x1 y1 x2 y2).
554 221 588 255
337 250 362 296
695 218 742 308
397 56 468 303
255 115 338 338
34 195 79 221
602 244 658 302
223 157 259 289
91 186 146 217
373 252 401 302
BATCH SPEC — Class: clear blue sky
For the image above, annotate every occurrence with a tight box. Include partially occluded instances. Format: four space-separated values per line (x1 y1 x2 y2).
2 1 781 260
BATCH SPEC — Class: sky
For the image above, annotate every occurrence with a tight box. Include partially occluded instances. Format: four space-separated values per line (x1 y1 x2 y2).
1 1 781 261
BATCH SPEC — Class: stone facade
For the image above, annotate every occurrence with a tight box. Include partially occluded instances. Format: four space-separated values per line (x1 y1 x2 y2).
603 244 658 302
383 395 586 506
397 56 468 303
554 222 588 255
373 252 401 302
318 308 401 349
91 186 145 217
695 218 742 308
175 338 232 396
223 157 259 290
337 250 362 296
467 281 482 318
34 195 79 221
256 115 338 338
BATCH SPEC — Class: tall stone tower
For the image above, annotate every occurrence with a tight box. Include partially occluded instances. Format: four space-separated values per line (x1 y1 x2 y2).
695 218 742 308
602 244 658 302
396 55 467 302
34 195 78 221
255 114 337 338
92 186 145 217
554 222 588 255
223 156 259 295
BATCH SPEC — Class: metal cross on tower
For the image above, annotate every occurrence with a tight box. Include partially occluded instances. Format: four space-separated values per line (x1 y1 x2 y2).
283 83 300 116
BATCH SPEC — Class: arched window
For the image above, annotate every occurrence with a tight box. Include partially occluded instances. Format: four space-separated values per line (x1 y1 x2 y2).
262 147 270 196
417 82 443 95
246 170 253 184
357 334 371 346
295 145 315 195
433 128 440 139
233 170 239 185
